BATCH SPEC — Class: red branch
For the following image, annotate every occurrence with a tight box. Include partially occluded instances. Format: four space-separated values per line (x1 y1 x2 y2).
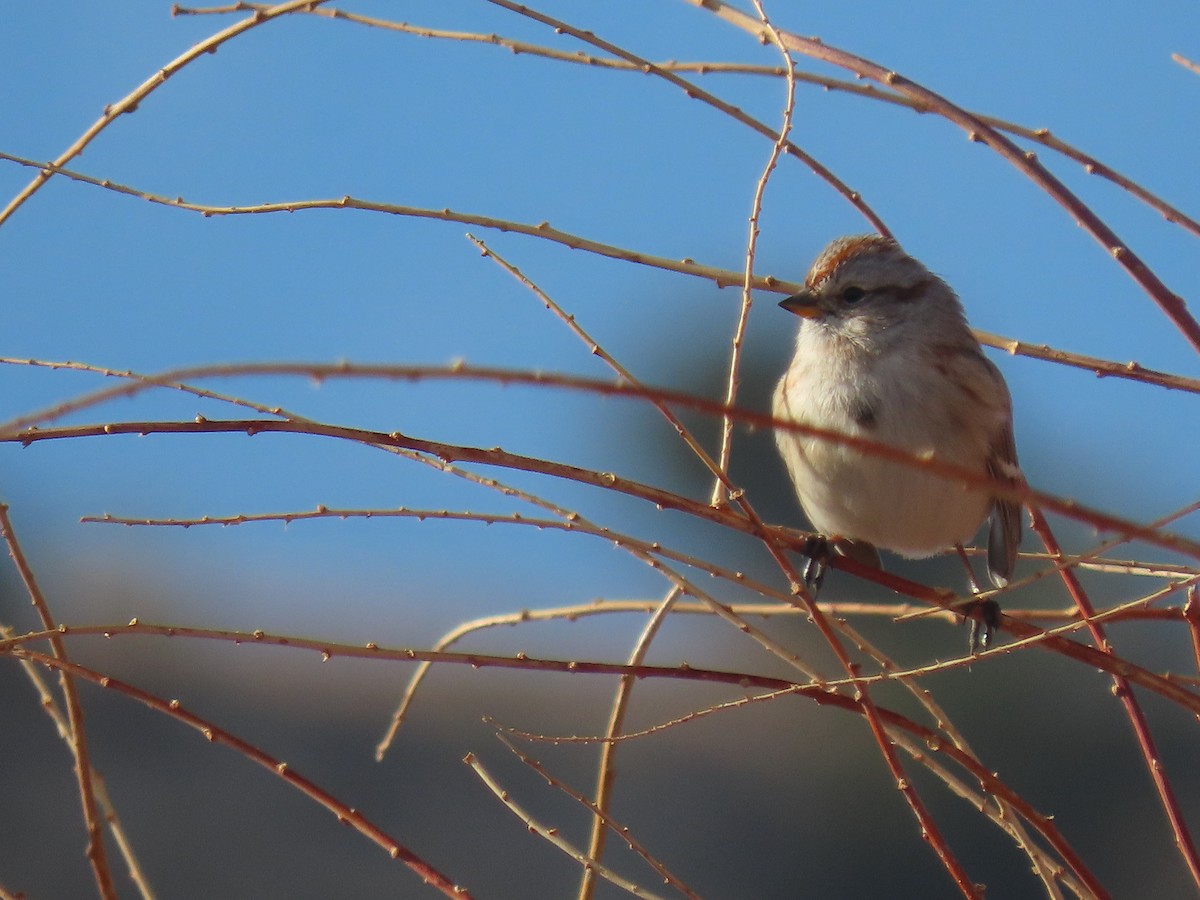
1030 509 1200 890
8 647 473 899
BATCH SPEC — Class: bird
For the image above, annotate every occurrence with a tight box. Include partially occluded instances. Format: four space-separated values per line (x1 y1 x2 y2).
772 234 1021 646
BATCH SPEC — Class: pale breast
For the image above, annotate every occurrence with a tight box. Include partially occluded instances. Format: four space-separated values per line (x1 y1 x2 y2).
772 337 1000 556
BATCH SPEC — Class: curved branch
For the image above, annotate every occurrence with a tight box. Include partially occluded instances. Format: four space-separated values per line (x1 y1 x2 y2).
1 625 1111 899
5 648 472 899
685 0 1200 353
1 155 1195 394
0 0 329 227
4 367 1198 562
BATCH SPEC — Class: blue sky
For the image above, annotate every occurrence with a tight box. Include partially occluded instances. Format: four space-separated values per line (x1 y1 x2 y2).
3 2 1196 618
2 3 1199 897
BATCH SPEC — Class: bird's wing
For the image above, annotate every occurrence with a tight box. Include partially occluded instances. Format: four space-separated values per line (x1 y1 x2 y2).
986 415 1023 588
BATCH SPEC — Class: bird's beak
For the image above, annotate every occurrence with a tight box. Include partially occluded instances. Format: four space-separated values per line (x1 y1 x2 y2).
778 290 821 318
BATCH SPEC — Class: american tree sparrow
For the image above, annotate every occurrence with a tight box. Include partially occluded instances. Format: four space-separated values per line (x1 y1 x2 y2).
773 235 1021 643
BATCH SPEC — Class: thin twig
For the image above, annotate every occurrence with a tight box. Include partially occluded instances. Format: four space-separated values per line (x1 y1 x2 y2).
834 619 1071 898
5 619 1199 741
1029 508 1200 890
1186 587 1200 719
1173 53 1200 76
464 752 671 900
497 731 704 900
581 588 684 900
167 2 1200 241
6 387 1200 565
0 0 330 227
710 0 798 505
684 0 1200 352
0 623 156 899
482 0 891 237
0 505 117 899
465 236 737 493
7 645 473 899
1 164 1197 394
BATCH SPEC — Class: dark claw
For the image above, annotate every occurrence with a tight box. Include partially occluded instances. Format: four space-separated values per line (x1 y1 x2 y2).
801 535 830 592
967 599 1001 652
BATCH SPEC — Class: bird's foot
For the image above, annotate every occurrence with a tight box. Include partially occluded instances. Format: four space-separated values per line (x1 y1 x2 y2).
966 598 1001 653
800 535 830 593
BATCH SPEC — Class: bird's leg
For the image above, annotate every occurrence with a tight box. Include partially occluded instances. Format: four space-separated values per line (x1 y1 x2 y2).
968 600 1000 652
800 534 831 592
955 544 999 652
954 543 983 595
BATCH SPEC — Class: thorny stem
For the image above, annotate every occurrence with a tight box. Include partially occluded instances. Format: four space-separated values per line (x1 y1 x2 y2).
0 0 330 228
1029 508 1200 891
6 395 1199 564
710 1 798 506
495 734 703 900
0 622 156 899
1 157 1197 395
464 752 670 900
1186 587 1200 717
482 0 891 237
685 0 1200 353
465 235 741 496
835 619 1069 899
0 505 118 900
2 622 1110 899
171 2 1200 242
10 646 473 899
583 588 681 900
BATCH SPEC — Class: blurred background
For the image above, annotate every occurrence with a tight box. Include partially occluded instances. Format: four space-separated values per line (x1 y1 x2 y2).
2 2 1199 897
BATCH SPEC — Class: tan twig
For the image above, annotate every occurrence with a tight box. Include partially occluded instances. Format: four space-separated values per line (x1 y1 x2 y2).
369 587 1183 762
1186 587 1200 715
0 0 328 228
495 571 1200 734
481 0 890 237
710 0 797 505
492 687 1106 897
884 729 1085 899
582 588 684 900
0 623 156 899
77 504 1199 638
7 645 473 898
493 685 801 745
5 374 1200 564
0 505 117 899
5 619 1199 743
356 508 827 760
167 2 1200 242
1028 509 1200 890
834 619 1072 898
499 731 704 900
974 331 1200 394
464 236 735 493
684 0 1200 353
1 164 1197 394
464 752 671 900
0 159 774 287
1173 53 1200 76
898 497 1200 624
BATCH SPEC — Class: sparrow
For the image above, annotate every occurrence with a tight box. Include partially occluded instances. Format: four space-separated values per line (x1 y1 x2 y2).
772 234 1021 646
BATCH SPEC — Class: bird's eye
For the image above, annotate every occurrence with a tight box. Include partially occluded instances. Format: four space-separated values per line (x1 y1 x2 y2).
841 286 866 304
